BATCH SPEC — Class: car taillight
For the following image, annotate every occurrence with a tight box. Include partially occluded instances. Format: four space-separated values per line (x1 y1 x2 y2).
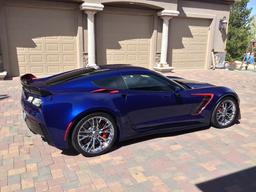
27 96 42 107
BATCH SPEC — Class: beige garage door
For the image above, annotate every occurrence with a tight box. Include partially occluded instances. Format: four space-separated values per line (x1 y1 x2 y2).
97 12 153 68
168 18 211 69
6 6 78 76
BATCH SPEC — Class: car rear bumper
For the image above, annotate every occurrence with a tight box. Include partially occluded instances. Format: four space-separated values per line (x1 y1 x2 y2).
22 99 71 150
21 94 54 145
24 112 53 145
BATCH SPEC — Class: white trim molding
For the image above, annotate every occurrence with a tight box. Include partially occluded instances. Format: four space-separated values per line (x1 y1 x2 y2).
81 3 104 69
80 2 104 12
154 10 179 72
157 10 179 17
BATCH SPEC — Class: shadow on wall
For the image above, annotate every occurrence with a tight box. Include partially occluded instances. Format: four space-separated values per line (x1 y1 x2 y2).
95 3 192 66
196 166 256 192
178 0 230 12
96 8 154 66
0 45 3 71
219 21 227 42
168 5 212 68
6 6 79 77
167 16 192 64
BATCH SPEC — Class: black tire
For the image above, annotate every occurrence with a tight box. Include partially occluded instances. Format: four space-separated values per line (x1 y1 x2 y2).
211 97 239 128
71 112 117 157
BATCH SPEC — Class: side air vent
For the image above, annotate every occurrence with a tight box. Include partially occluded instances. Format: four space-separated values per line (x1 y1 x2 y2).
192 93 214 115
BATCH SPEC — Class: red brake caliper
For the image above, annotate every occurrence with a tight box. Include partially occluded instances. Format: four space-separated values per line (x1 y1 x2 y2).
100 122 109 139
102 132 108 139
218 103 224 113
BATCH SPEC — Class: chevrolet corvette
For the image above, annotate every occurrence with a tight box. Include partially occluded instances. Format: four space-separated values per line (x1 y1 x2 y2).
21 65 240 156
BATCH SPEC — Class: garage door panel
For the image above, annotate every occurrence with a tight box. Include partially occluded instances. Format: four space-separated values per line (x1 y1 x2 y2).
169 18 211 69
47 66 60 73
98 12 153 68
63 55 76 63
46 55 61 63
7 6 78 76
29 55 44 63
127 55 137 61
63 43 76 52
127 45 137 51
45 44 59 52
30 66 44 74
29 45 44 52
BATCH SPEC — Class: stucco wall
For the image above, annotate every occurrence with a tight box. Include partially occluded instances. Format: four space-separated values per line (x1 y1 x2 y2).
0 51 3 72
84 0 178 10
0 0 233 75
179 0 231 52
0 2 4 72
100 0 178 10
96 0 230 57
0 45 3 71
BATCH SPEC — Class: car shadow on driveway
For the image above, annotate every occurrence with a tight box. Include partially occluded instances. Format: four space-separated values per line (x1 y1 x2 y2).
114 126 210 151
196 166 256 192
61 126 210 157
61 123 241 157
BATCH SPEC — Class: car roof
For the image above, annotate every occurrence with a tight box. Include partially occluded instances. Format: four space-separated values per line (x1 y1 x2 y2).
45 64 150 86
99 64 148 72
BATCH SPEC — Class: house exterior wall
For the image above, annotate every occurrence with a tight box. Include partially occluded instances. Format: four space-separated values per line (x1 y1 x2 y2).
101 0 178 10
179 0 231 52
1 0 84 76
0 2 5 72
0 0 233 77
0 47 2 71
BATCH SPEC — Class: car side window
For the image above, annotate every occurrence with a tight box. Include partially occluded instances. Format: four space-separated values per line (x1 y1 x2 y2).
122 74 173 92
93 76 126 90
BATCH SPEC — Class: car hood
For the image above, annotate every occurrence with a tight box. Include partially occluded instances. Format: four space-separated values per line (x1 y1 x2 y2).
167 76 215 89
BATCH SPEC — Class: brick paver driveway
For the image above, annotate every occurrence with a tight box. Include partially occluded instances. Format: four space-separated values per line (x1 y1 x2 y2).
1 70 256 192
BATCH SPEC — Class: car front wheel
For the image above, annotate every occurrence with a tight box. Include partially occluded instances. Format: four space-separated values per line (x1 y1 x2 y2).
211 97 239 128
72 112 117 157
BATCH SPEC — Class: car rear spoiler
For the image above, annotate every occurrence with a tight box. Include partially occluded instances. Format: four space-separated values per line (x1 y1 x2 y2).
20 74 52 97
20 74 37 86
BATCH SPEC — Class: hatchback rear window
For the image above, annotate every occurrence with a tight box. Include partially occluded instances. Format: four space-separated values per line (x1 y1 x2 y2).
46 68 107 86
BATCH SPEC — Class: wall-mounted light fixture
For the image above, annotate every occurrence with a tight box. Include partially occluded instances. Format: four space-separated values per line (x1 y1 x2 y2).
219 16 228 32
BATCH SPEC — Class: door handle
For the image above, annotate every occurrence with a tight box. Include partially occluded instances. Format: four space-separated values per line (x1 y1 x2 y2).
121 94 128 99
175 92 181 97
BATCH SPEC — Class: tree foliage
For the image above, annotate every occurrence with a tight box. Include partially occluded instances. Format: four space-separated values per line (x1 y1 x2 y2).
251 16 256 39
226 0 252 61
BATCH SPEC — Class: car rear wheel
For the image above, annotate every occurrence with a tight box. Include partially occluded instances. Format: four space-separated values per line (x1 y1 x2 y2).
72 112 117 157
211 97 238 128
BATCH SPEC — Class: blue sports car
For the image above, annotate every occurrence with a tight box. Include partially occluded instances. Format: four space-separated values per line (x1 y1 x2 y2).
21 65 240 157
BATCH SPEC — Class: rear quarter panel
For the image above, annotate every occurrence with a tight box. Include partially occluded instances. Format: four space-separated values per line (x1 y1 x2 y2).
41 91 126 149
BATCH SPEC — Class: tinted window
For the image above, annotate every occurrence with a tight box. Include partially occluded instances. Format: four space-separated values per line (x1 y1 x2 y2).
93 76 126 90
122 74 173 91
46 68 109 86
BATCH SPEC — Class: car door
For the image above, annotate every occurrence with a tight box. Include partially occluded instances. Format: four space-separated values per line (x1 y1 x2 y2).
119 72 192 131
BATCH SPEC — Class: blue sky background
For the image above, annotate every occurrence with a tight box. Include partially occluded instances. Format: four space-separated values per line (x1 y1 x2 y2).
248 0 256 16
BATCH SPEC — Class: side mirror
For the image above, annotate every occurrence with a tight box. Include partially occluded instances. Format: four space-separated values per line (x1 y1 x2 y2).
174 86 182 93
174 86 182 97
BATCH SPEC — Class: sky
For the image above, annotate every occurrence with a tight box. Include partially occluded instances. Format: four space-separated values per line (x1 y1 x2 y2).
248 0 256 16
